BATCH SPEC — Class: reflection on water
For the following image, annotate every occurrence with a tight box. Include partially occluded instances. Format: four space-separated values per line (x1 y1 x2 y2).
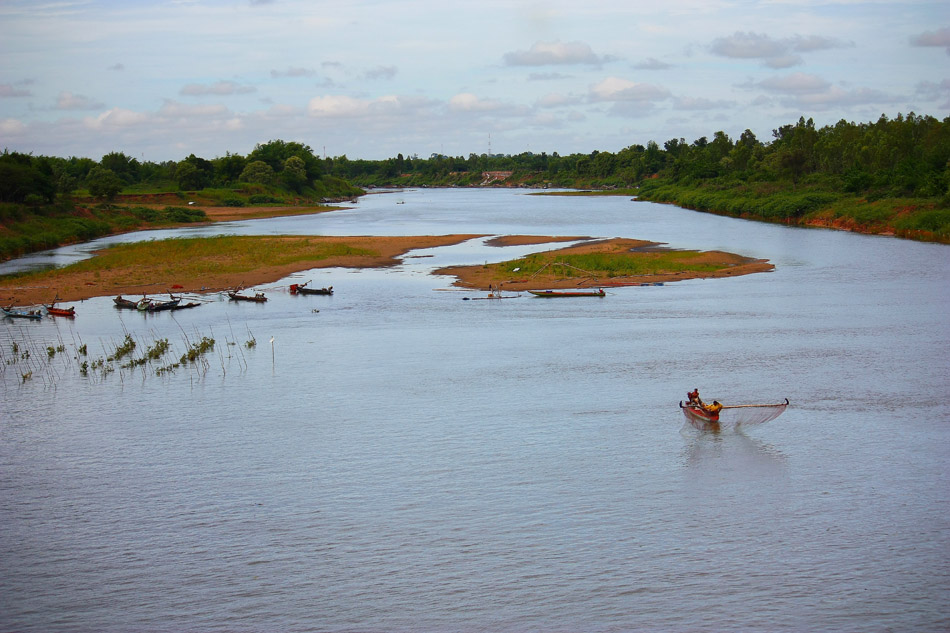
680 425 788 478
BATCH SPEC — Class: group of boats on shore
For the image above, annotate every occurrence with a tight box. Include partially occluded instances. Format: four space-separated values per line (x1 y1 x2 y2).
1 280 336 320
1 303 76 320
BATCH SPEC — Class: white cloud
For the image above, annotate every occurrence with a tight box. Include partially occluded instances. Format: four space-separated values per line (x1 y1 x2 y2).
535 93 584 108
363 66 398 81
633 58 673 70
711 32 788 59
710 31 850 68
674 96 733 111
308 95 371 117
747 72 897 110
0 118 28 135
159 101 230 118
271 67 316 78
55 91 104 110
589 77 670 102
504 41 610 67
449 93 509 113
0 83 32 98
180 81 256 96
910 27 950 54
86 108 150 129
756 72 831 94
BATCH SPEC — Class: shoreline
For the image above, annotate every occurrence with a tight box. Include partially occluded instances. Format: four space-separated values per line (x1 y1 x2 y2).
0 234 773 306
0 235 482 305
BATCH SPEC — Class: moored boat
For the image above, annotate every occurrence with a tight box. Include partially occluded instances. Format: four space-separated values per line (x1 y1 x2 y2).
527 288 605 297
45 305 76 317
291 282 333 296
147 298 182 312
228 290 267 302
114 296 139 309
1 306 44 320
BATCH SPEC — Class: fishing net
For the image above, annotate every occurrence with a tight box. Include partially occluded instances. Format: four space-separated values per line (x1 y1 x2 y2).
719 402 788 427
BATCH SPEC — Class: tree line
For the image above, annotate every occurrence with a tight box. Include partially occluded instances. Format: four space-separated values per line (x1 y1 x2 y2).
0 139 356 205
329 113 949 202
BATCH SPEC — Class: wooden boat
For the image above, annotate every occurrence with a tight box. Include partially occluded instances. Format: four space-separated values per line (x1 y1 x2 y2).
114 296 139 309
527 288 605 297
168 301 201 310
1 306 44 320
680 401 721 425
146 298 182 312
291 282 333 296
45 305 76 317
228 290 267 303
680 398 789 430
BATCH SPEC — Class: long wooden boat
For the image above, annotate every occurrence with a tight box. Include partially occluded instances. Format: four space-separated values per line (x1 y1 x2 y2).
228 290 267 303
680 401 721 424
1 306 44 320
45 305 76 317
114 296 139 309
146 298 182 312
291 282 333 296
527 288 605 297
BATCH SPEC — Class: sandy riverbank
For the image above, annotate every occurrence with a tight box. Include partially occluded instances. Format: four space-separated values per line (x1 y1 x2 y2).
0 235 482 305
1 234 773 306
436 238 774 292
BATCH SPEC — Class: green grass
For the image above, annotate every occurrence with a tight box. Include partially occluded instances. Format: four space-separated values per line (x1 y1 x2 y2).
636 179 949 242
34 235 376 280
496 250 726 279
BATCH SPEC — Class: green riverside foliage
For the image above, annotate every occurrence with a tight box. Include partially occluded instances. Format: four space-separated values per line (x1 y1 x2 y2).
328 113 949 242
0 139 364 261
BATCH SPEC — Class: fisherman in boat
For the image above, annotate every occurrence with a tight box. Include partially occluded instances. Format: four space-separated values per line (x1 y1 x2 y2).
687 388 701 405
703 400 723 415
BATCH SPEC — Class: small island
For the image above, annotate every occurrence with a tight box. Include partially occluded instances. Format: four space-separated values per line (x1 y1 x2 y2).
0 234 772 305
436 237 773 291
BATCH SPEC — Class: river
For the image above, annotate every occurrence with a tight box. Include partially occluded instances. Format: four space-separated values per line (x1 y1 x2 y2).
1 188 948 631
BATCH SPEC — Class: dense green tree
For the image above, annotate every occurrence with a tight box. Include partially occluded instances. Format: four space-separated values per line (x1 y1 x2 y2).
100 151 140 184
239 160 276 185
0 152 56 203
86 166 123 200
281 156 308 192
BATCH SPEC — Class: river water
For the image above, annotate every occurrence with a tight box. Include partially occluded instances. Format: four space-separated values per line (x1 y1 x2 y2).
1 189 948 631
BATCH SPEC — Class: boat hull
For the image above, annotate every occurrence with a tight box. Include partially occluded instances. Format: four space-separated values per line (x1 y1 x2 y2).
229 292 267 303
45 306 76 317
680 402 720 429
527 289 605 297
1 307 43 320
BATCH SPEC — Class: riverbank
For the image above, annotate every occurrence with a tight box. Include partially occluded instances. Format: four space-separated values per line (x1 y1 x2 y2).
0 235 481 305
0 234 773 305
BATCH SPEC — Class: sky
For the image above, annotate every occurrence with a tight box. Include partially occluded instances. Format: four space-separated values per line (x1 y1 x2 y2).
1 0 948 163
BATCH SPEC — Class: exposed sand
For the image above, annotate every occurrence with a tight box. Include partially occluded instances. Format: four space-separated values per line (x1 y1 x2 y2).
435 237 774 292
1 233 773 306
0 235 482 305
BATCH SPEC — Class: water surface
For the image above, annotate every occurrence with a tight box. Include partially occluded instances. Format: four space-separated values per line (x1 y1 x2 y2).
1 189 948 631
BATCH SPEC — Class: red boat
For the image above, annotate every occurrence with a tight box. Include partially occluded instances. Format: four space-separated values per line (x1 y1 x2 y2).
45 305 76 317
680 401 721 424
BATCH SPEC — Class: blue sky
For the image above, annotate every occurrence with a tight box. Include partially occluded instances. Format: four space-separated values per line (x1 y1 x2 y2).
1 0 948 162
